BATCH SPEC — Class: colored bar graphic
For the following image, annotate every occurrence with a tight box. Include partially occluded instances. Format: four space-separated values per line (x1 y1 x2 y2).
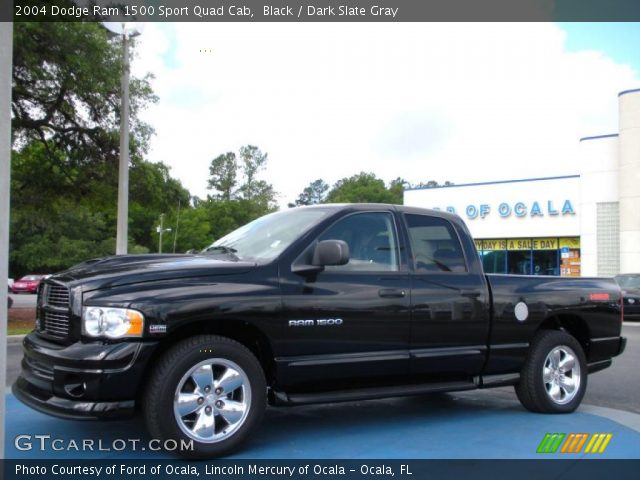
560 433 589 453
537 433 566 453
539 433 613 454
584 433 613 454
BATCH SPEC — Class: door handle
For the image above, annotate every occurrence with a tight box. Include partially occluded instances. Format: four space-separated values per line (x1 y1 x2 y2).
460 290 481 298
378 288 406 298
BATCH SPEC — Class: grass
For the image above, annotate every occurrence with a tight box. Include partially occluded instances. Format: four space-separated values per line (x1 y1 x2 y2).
8 307 35 335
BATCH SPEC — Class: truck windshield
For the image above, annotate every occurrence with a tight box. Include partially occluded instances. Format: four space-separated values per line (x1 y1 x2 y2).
203 208 331 262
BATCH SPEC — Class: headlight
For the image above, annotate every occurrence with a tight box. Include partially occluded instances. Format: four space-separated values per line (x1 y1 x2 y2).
82 307 144 338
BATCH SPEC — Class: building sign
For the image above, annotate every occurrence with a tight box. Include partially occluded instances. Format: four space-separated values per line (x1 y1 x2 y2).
559 237 581 277
476 237 561 251
437 200 576 220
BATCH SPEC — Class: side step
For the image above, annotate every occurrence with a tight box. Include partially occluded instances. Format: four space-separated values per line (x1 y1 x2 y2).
270 380 477 406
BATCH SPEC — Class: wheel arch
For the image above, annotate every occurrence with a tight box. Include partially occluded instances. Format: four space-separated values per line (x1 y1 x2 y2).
136 319 275 408
537 313 590 356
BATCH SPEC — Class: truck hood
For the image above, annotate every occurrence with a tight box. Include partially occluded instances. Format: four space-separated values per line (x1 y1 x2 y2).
50 254 256 291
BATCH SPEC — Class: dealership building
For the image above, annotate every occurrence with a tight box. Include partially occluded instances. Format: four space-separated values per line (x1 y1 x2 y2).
404 89 640 278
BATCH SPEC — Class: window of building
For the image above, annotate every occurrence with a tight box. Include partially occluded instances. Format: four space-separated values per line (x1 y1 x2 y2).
474 237 580 276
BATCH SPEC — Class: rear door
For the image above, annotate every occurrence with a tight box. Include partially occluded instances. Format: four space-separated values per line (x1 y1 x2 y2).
403 212 491 377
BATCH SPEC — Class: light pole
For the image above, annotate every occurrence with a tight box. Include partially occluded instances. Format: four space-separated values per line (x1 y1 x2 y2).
156 213 172 254
0 19 13 460
102 23 143 255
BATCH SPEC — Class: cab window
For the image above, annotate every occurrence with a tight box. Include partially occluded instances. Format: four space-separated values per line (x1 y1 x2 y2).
405 214 467 273
318 212 400 272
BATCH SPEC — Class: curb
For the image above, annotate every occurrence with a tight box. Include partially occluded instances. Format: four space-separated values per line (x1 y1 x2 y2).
7 335 25 345
581 404 640 434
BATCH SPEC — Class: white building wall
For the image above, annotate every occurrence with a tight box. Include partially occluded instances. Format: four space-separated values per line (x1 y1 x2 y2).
619 89 640 273
404 176 581 240
578 135 619 277
404 87 640 278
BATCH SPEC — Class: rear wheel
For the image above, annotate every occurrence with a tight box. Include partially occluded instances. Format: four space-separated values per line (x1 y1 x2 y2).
515 330 587 413
143 335 266 458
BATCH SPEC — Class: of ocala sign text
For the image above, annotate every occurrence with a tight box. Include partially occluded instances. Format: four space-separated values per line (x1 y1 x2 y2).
434 200 576 220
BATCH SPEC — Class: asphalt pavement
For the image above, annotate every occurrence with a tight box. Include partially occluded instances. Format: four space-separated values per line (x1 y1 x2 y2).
7 292 37 308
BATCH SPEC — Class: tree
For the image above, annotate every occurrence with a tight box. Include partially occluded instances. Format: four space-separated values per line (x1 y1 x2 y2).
8 23 179 277
207 152 237 200
388 177 410 204
325 172 401 204
12 22 156 167
237 145 276 208
291 179 329 207
206 144 277 208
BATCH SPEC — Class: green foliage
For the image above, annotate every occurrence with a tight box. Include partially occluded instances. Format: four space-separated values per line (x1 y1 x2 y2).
290 179 329 207
207 145 277 209
12 22 157 164
388 177 410 204
7 23 456 276
144 145 279 255
325 172 402 204
207 152 237 201
8 23 183 277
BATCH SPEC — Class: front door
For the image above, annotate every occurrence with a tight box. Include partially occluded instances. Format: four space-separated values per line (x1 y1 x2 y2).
278 210 411 389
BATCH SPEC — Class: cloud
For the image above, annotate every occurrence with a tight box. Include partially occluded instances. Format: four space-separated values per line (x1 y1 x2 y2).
132 22 638 206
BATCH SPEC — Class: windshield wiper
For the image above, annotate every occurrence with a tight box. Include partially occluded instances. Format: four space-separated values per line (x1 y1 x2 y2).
202 245 239 258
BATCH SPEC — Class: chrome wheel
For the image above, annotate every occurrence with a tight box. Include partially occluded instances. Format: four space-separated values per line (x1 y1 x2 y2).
173 358 251 443
542 345 581 405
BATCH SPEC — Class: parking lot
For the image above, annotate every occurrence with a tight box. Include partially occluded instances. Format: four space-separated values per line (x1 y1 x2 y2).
7 292 37 308
3 323 640 459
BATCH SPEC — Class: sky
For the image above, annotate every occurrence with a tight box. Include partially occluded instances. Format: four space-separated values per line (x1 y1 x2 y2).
132 22 640 207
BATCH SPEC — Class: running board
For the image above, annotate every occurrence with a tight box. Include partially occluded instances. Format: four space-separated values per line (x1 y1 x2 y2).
270 380 477 406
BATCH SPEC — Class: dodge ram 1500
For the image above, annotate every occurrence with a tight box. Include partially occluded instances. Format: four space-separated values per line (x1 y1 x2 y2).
14 204 626 457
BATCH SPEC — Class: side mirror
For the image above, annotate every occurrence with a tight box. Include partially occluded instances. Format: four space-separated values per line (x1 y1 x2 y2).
312 240 350 266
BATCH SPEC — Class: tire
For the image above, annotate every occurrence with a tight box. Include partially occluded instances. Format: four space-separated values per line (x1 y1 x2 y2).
515 330 587 413
143 335 266 458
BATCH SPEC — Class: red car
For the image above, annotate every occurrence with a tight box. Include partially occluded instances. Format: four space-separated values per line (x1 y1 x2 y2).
11 274 46 294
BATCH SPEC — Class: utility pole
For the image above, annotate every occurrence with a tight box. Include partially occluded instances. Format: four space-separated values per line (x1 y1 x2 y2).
115 32 131 255
158 213 165 254
157 214 171 254
173 199 181 253
102 23 143 255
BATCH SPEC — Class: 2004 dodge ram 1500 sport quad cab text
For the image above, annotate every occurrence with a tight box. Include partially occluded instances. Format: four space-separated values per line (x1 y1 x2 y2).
14 204 627 457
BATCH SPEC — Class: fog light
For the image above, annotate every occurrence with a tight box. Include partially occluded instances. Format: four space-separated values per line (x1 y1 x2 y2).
64 379 87 398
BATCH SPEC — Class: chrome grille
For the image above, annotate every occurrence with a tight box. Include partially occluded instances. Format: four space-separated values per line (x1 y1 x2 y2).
46 284 70 307
43 311 70 338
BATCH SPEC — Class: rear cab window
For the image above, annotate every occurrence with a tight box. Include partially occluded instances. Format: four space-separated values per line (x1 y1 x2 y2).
404 214 467 273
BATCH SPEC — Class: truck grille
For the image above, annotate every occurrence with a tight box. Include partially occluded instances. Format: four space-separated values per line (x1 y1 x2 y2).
46 284 70 307
38 283 71 339
43 311 70 337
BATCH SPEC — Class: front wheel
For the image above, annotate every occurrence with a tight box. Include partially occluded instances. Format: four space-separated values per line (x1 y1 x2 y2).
515 330 587 413
143 335 266 458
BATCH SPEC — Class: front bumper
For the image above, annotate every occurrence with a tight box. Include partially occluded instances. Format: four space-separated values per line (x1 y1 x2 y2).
13 332 158 420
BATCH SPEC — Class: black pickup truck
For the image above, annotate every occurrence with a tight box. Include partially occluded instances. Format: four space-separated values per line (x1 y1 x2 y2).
14 204 626 457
